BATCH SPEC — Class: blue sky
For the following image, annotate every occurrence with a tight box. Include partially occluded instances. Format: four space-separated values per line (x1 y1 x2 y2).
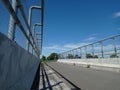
0 0 120 56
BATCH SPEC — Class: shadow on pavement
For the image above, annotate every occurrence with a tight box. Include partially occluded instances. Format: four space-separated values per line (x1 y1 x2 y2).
31 63 40 90
31 63 82 90
39 63 63 90
45 63 82 90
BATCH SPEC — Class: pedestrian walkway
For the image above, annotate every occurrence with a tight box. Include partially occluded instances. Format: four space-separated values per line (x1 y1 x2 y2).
39 63 70 90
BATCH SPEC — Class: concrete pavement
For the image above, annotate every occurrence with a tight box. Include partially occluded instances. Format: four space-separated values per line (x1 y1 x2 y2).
39 63 71 90
47 62 120 90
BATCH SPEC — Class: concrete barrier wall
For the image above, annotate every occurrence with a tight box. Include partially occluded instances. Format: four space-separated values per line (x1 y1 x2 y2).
58 58 120 68
0 32 40 90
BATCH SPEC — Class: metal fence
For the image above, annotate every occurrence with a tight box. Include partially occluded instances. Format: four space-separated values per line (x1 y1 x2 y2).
2 0 44 58
59 34 120 59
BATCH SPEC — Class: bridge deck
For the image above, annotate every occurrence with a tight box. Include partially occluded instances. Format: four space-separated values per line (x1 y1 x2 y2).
39 63 71 90
47 62 120 90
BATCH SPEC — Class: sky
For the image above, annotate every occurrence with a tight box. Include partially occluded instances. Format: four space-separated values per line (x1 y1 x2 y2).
0 0 120 56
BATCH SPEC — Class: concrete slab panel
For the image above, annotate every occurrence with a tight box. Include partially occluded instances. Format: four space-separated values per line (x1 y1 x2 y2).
0 32 40 90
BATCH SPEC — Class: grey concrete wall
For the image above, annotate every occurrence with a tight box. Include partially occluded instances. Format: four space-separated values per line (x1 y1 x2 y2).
0 32 40 90
58 58 120 68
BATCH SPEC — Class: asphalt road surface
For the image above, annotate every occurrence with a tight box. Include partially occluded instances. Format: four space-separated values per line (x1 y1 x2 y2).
47 62 120 90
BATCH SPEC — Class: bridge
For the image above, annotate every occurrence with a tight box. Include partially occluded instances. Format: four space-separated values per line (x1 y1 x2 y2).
0 0 120 90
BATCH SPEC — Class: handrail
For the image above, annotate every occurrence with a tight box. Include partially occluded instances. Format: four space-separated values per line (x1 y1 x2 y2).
2 0 39 56
60 34 120 54
17 0 39 53
59 34 120 59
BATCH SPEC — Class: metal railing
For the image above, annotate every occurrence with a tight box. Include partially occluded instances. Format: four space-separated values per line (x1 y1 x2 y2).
2 0 44 58
59 34 120 59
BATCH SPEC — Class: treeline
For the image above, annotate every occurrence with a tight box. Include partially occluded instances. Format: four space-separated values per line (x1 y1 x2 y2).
61 53 118 59
41 53 58 61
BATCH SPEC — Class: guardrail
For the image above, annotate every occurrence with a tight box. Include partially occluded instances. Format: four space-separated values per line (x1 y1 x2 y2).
2 0 44 58
59 34 120 59
1 0 44 89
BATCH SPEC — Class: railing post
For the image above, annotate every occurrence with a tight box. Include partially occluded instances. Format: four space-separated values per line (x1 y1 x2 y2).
32 25 36 54
92 44 94 57
100 42 104 58
8 0 18 40
65 53 67 59
113 37 117 57
73 50 75 59
27 6 42 53
27 7 32 52
85 46 87 58
76 49 78 59
80 48 82 58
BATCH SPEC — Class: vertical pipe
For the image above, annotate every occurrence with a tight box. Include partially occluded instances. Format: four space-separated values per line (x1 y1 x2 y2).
80 48 82 59
74 50 76 59
32 25 36 54
113 37 117 57
65 52 66 59
66 52 68 59
8 0 18 40
76 49 78 59
64 53 66 59
61 54 63 59
58 54 60 59
73 50 74 59
67 52 69 59
66 52 67 59
100 42 104 58
70 51 72 59
85 46 87 58
68 52 69 59
40 0 44 57
27 6 41 54
26 7 32 52
92 44 94 57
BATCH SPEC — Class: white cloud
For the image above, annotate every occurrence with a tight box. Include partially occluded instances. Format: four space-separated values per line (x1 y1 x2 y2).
64 43 90 49
117 28 120 30
42 42 120 57
114 12 120 18
84 37 96 41
42 42 90 56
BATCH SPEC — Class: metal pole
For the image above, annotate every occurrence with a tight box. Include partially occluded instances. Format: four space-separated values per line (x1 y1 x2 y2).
100 42 104 58
66 52 68 59
92 44 94 57
65 53 67 59
68 51 70 59
76 49 79 59
72 50 74 59
70 51 71 59
27 7 32 52
32 25 35 54
8 0 18 40
33 23 42 55
17 0 39 55
2 0 38 54
85 46 87 58
80 48 82 58
27 6 42 52
62 54 64 59
113 38 117 57
76 49 78 59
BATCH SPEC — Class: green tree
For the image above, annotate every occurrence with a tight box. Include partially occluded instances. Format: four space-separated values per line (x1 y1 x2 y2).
67 54 74 59
86 54 93 58
42 55 46 61
75 55 79 59
47 53 58 60
110 54 118 58
93 55 98 58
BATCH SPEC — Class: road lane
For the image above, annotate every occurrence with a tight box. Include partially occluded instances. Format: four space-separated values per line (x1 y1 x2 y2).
47 62 120 90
